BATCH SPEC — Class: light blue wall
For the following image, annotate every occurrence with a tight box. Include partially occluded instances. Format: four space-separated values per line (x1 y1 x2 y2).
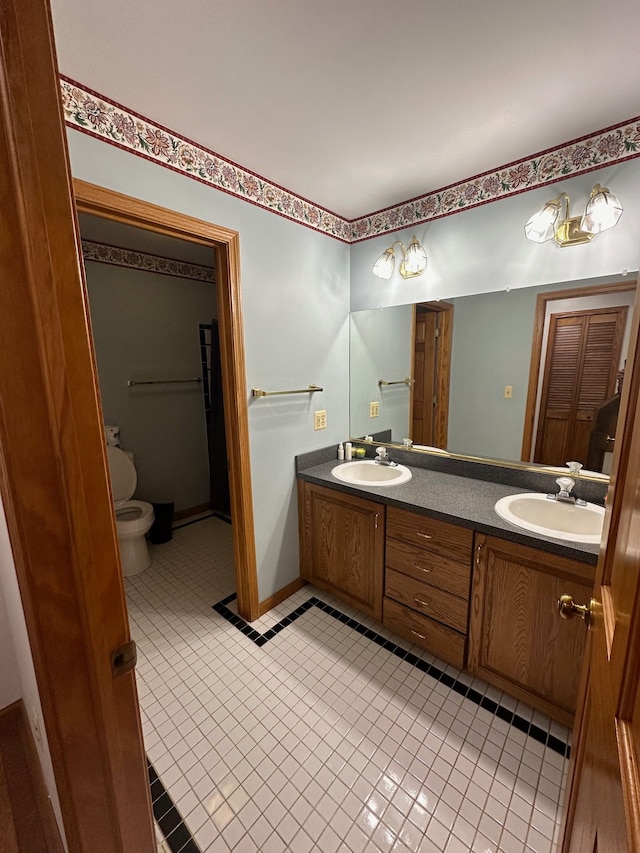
69 127 640 603
350 161 640 311
85 261 215 512
68 130 350 600
446 279 626 460
350 306 413 441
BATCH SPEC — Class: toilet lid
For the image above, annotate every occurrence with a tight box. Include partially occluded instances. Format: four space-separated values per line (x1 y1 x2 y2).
106 445 137 505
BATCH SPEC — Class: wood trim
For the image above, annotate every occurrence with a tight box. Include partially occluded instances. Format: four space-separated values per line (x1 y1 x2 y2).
0 701 65 852
0 0 156 848
411 301 453 448
173 503 212 522
409 305 417 438
258 577 307 617
521 281 636 461
73 180 260 621
436 305 453 448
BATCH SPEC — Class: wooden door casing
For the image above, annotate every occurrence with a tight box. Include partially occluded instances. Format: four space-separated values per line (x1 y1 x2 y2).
534 306 627 467
73 180 258 621
562 275 640 852
521 281 635 463
410 302 453 448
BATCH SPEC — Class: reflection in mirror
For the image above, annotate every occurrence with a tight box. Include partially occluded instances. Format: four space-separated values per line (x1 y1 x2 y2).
349 279 636 476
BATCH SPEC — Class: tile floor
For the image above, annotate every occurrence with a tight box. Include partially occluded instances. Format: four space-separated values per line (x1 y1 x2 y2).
127 516 571 853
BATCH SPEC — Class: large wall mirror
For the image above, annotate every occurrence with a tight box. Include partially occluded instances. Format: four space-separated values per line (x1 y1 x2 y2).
349 277 636 477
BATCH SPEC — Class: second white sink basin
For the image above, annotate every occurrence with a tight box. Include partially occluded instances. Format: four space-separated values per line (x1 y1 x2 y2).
494 492 604 544
332 459 412 487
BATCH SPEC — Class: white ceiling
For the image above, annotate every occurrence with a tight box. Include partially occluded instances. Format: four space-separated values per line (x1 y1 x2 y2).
51 0 640 220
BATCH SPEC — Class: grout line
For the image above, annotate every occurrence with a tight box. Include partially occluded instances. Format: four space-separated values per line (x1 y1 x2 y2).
212 592 571 759
172 511 231 531
147 758 201 853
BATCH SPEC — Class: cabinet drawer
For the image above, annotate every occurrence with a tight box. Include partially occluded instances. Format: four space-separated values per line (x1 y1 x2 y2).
383 597 466 670
386 507 473 563
385 568 468 632
385 538 471 600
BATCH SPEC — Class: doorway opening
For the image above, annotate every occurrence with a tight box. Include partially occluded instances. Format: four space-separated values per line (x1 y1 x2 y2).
410 301 453 448
74 179 259 620
79 213 231 529
521 281 636 473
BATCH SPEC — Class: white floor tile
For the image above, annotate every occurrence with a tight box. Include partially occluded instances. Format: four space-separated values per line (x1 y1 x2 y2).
129 517 569 853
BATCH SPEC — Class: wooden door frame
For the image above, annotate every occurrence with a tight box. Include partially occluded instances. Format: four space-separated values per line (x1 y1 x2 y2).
1 0 157 848
559 271 640 850
409 301 453 447
73 180 259 621
521 280 636 461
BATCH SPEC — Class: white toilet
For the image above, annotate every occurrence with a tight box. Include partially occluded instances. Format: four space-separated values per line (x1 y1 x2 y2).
106 445 155 577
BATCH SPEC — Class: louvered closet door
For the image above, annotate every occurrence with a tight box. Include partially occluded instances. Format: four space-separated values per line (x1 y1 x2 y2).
534 307 627 466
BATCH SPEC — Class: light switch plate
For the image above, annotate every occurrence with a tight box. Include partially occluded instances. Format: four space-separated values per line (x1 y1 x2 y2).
370 401 379 418
504 385 513 399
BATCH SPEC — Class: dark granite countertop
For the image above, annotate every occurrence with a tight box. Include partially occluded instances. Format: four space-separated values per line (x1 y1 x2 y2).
297 458 601 566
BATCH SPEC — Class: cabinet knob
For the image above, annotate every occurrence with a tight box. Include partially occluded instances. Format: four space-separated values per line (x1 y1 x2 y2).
557 594 593 627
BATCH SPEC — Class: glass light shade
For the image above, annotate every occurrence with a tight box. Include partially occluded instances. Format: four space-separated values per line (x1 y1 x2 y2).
372 247 395 279
403 236 427 274
524 201 561 243
581 185 623 234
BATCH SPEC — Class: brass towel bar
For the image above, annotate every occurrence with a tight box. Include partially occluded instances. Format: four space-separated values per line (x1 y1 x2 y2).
251 384 323 398
378 377 414 387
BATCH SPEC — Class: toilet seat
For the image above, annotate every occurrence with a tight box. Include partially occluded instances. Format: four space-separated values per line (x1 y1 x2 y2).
115 499 155 536
107 444 138 507
106 445 155 576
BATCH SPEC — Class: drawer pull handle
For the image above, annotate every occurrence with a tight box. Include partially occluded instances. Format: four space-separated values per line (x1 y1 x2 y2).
417 532 433 539
415 565 432 573
413 597 430 608
410 628 427 640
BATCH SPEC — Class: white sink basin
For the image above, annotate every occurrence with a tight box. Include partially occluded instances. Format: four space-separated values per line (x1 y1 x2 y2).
332 460 412 487
494 492 604 544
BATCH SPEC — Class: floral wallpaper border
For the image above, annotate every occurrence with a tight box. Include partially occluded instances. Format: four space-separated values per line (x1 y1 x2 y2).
81 240 215 283
349 119 640 242
62 77 640 244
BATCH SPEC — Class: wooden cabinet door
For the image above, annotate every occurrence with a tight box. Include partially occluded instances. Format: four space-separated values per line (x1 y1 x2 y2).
469 535 594 726
299 482 384 620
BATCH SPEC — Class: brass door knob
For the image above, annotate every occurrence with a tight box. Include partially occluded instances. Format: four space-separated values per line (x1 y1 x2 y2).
557 594 593 626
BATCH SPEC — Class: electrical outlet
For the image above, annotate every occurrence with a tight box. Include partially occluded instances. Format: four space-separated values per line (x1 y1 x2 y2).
314 410 327 430
504 385 513 399
370 401 379 418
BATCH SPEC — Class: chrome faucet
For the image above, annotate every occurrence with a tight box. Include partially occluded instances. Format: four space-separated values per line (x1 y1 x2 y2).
547 475 587 506
374 446 397 467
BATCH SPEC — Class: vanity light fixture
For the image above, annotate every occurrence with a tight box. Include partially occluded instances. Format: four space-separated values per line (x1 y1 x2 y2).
372 236 427 279
524 184 623 247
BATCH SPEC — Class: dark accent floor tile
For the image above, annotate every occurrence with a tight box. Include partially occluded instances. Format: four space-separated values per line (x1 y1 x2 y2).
210 593 570 758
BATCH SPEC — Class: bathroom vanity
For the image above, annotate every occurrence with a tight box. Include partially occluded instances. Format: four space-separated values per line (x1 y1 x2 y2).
297 450 602 726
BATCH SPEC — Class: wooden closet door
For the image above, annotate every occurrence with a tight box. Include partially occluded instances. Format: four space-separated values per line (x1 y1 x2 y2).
534 307 627 466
